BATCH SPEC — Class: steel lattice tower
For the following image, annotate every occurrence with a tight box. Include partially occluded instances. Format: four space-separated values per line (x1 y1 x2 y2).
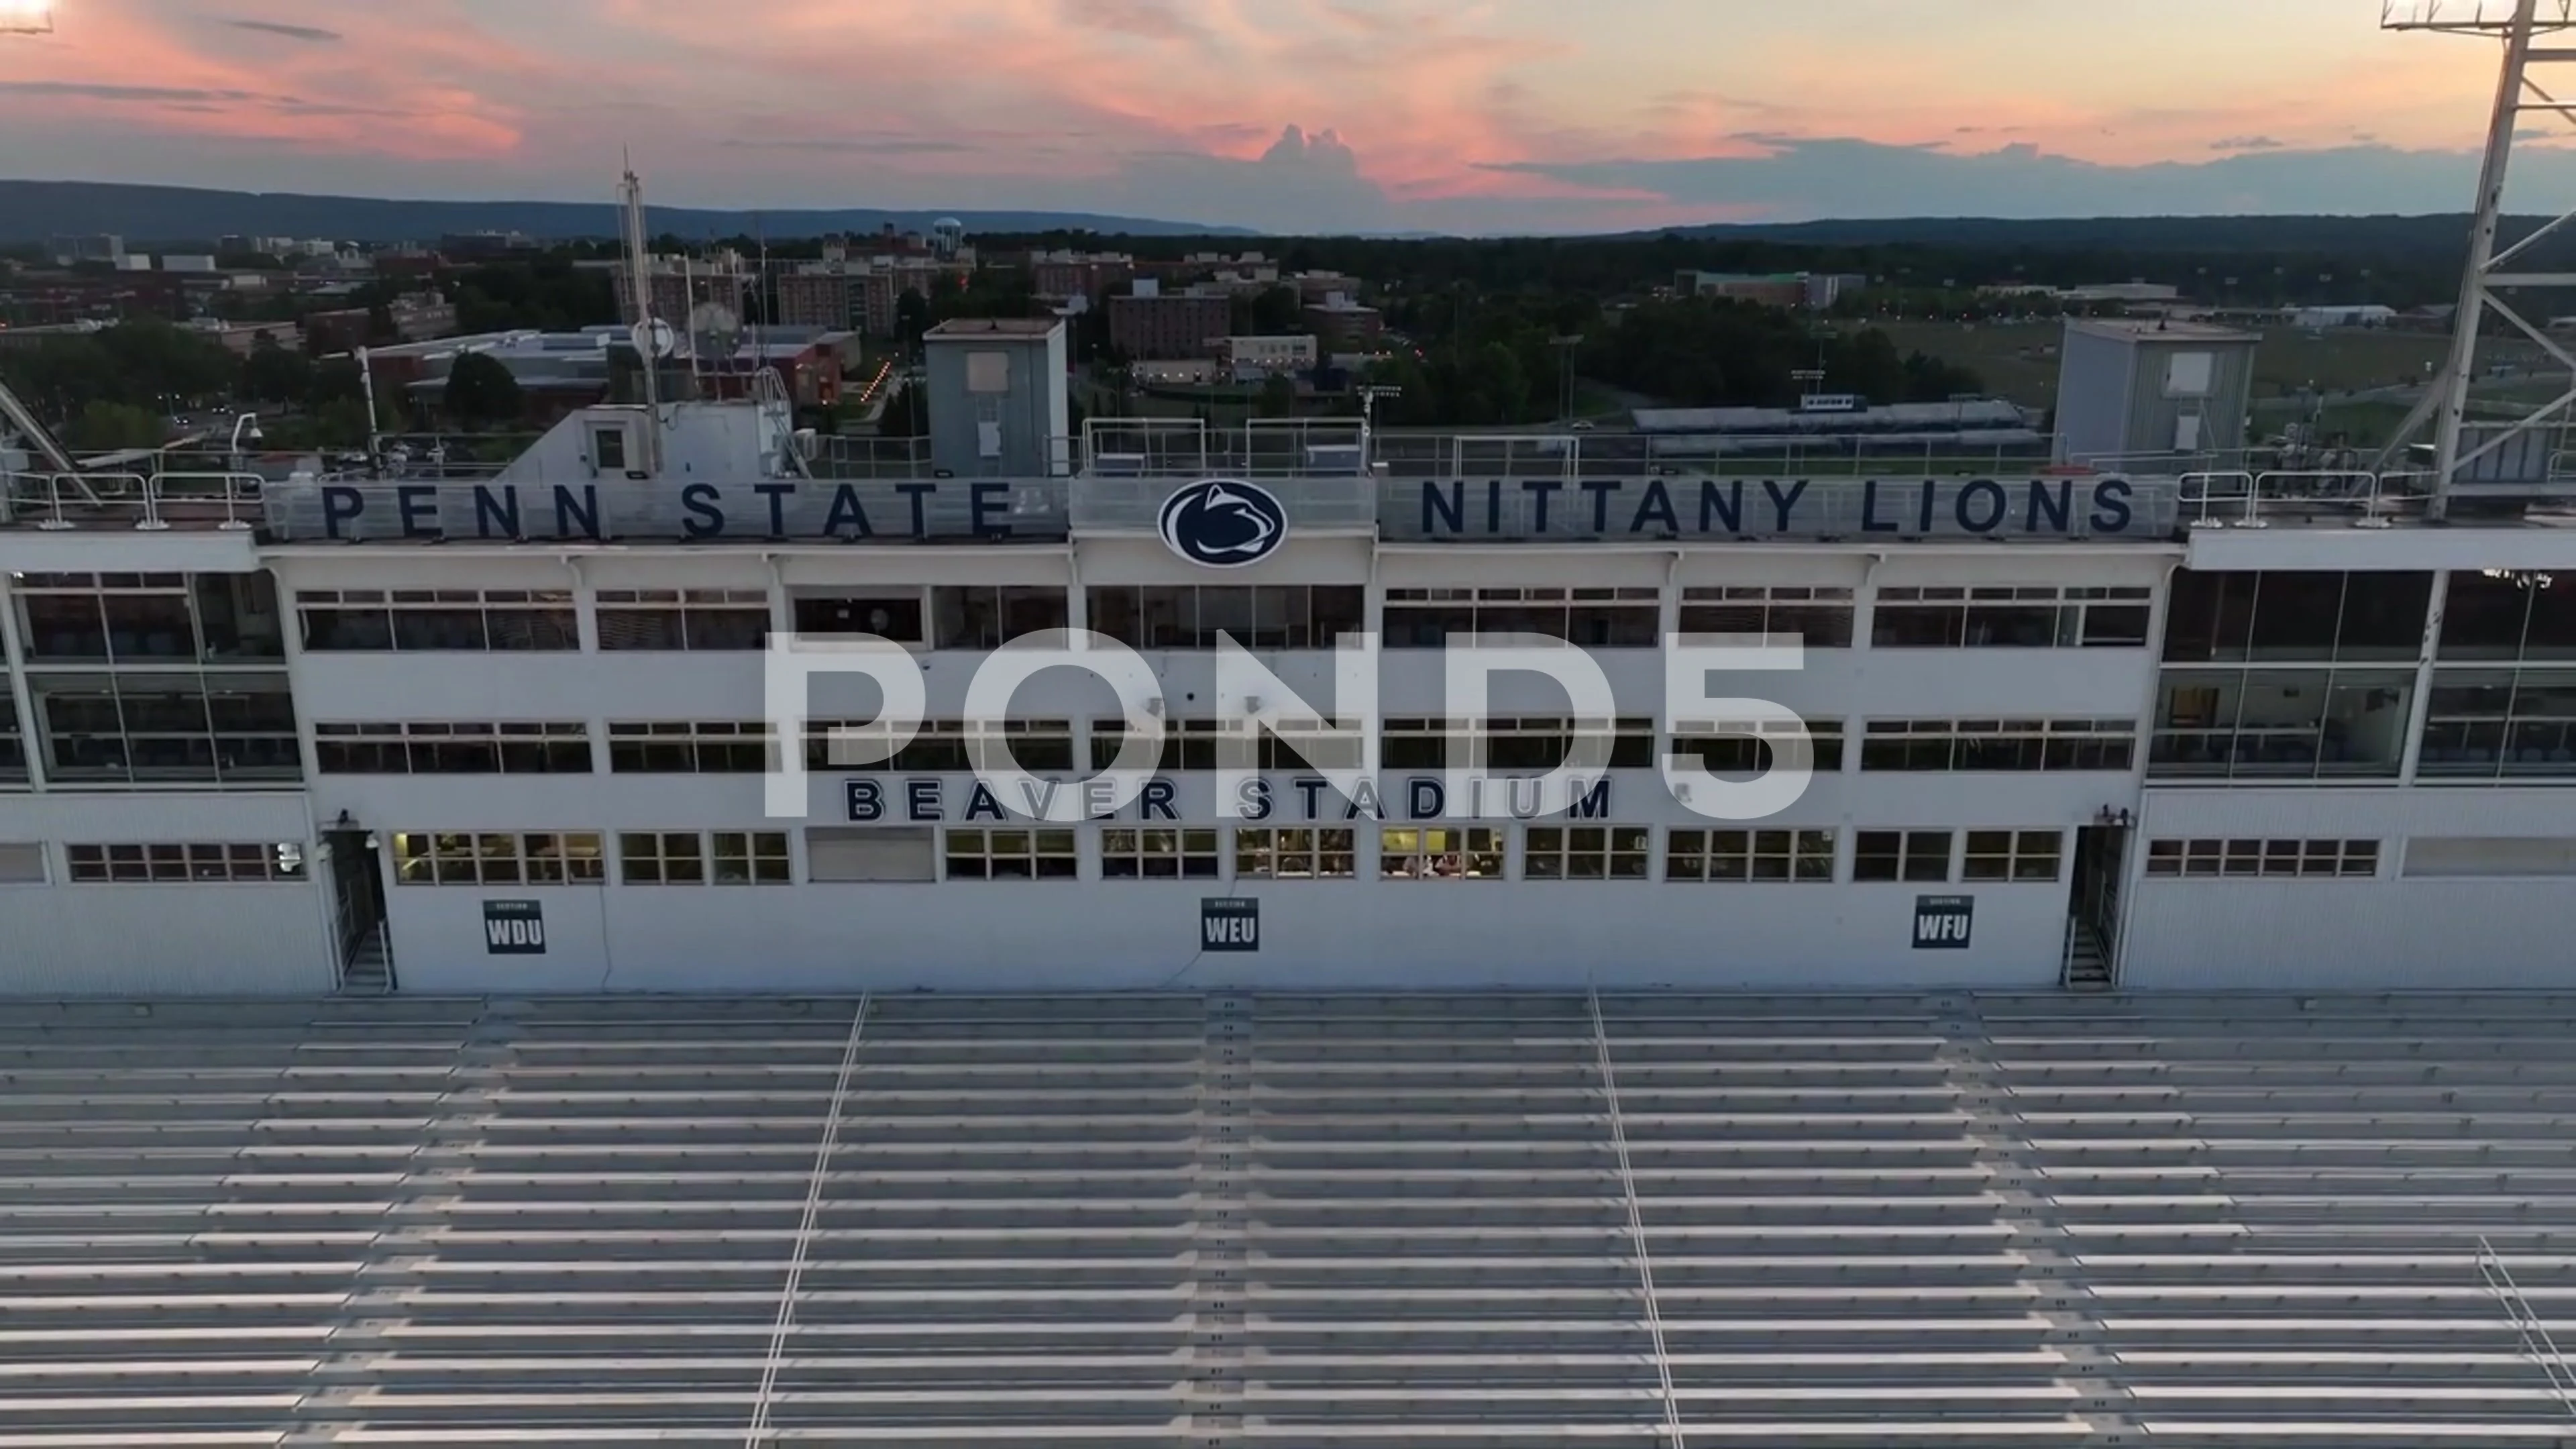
2379 0 2576 517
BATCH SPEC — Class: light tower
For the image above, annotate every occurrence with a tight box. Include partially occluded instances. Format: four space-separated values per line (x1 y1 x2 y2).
2377 0 2576 519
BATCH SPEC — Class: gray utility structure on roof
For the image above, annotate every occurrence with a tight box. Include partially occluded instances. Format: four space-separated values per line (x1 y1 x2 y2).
922 318 1071 480
2 991 2575 1446
2052 319 2260 470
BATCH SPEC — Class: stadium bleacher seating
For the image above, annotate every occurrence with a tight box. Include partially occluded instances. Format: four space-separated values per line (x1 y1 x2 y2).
0 990 2571 1446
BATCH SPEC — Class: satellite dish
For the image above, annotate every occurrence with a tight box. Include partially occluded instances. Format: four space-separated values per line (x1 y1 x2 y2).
629 319 676 358
688 302 742 362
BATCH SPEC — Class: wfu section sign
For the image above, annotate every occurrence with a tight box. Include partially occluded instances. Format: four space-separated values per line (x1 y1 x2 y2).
1200 897 1260 952
1913 895 1974 950
483 900 547 955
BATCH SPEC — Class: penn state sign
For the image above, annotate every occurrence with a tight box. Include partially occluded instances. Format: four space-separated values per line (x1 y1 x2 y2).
270 474 2167 545
1159 478 1288 567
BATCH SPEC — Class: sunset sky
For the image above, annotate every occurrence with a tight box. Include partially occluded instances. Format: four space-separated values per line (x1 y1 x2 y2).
0 0 2555 233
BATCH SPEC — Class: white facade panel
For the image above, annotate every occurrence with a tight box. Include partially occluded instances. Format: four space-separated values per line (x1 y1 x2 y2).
383 878 2070 995
0 792 333 996
0 532 260 576
0 883 333 996
776 551 1075 589
1379 547 1679 591
2125 785 2576 989
1869 549 2179 590
2123 881 2576 990
2139 784 2576 839
2 790 315 841
266 552 583 593
288 654 773 722
1080 535 1372 586
2186 526 2576 575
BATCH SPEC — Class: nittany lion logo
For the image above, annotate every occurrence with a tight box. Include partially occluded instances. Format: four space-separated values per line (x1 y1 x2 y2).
1157 478 1288 568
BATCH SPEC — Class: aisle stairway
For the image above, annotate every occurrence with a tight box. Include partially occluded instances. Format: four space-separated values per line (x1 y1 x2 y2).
0 991 2571 1446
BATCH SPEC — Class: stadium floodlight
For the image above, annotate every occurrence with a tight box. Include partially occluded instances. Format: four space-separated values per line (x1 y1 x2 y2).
2377 0 2576 517
0 0 53 35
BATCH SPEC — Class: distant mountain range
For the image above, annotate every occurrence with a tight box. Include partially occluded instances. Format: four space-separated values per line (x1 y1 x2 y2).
1 181 2551 257
0 180 1258 245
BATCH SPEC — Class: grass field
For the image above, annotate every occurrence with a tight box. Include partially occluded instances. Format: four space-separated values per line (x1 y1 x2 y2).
1868 319 2553 412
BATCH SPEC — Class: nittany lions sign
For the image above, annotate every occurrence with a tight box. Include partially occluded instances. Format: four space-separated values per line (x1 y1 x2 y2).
276 474 2161 544
1159 478 1288 567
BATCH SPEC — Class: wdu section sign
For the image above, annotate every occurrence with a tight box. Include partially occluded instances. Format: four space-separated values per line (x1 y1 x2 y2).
483 900 547 955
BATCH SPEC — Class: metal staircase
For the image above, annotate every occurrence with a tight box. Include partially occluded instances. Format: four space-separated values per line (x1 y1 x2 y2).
2061 922 2114 994
337 921 394 996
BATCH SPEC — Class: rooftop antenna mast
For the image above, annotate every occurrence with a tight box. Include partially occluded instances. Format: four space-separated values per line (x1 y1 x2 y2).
619 155 669 475
2376 0 2576 519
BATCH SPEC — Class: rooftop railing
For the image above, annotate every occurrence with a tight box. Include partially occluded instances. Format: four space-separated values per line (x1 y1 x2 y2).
808 424 2065 483
1 470 264 532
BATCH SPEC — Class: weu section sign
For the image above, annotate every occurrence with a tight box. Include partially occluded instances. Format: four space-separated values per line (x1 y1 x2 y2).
292 475 2151 544
1200 898 1260 952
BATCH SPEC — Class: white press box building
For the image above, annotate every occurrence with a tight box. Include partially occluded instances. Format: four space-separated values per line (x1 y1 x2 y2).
1 315 2573 998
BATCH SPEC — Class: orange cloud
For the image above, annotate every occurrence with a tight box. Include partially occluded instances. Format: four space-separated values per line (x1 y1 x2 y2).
0 0 542 159
0 0 2532 231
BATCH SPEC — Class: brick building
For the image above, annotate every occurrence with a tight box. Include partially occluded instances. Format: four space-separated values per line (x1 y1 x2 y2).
1106 282 1230 361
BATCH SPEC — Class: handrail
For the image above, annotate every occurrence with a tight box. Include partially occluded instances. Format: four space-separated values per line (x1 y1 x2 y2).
1589 990 1686 1449
2178 469 2392 528
2477 1234 2576 1419
2 469 263 531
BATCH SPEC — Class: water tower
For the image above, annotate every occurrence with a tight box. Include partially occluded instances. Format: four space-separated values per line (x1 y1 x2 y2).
2377 0 2576 515
930 218 967 259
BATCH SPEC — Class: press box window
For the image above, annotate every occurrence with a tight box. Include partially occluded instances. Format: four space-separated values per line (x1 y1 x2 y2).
1101 828 1220 879
1962 830 2064 883
1380 826 1503 880
711 832 792 885
2144 838 2379 879
1853 830 1953 883
794 592 926 643
65 842 308 883
1521 826 1651 881
1234 828 1358 880
392 832 605 885
1667 829 1835 883
944 828 1077 880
